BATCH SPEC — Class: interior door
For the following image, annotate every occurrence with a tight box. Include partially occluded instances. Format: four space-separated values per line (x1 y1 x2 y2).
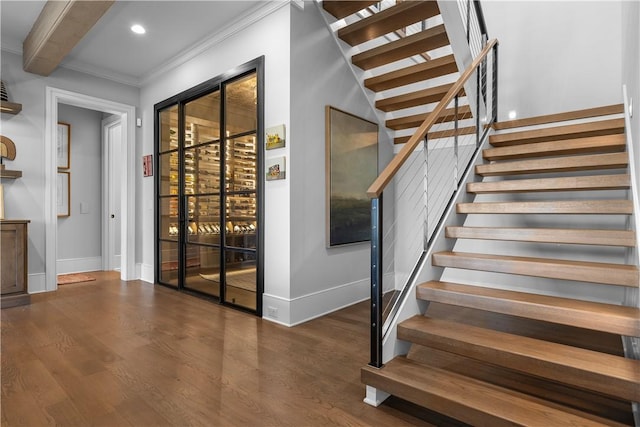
102 115 122 271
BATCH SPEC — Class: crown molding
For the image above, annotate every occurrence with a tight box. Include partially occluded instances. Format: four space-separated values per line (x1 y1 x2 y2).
139 0 289 87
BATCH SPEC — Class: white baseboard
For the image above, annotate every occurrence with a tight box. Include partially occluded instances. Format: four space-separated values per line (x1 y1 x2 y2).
57 257 102 274
139 263 154 283
27 273 46 294
263 277 369 327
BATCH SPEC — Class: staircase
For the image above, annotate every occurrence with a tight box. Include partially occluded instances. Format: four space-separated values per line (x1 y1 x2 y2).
362 106 640 425
322 0 468 145
321 1 639 424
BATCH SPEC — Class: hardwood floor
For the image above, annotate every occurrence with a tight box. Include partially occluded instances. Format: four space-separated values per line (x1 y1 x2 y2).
1 271 458 426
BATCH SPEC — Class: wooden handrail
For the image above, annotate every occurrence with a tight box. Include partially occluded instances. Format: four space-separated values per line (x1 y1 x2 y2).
367 38 498 198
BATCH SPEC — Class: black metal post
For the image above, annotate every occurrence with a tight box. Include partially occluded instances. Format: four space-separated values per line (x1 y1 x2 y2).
370 196 383 368
492 44 499 123
476 65 481 147
454 96 459 186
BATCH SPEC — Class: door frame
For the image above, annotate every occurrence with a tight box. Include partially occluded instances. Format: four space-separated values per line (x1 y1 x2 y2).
101 114 122 271
45 87 136 290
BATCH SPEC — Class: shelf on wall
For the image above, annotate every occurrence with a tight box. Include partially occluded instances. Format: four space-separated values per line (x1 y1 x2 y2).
0 101 22 115
0 169 22 179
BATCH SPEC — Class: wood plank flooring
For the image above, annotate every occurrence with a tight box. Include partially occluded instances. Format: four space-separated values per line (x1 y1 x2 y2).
1 271 457 427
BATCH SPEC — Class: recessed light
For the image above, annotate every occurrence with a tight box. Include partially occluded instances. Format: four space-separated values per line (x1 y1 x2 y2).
131 24 146 35
508 110 517 120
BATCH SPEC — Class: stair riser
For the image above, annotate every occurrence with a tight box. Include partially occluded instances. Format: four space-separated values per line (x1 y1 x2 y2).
431 254 638 286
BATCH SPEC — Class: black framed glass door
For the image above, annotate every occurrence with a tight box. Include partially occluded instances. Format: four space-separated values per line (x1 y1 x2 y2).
155 58 264 315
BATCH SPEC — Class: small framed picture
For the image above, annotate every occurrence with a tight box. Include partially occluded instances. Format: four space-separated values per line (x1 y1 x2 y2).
143 154 153 177
265 156 286 181
266 124 286 150
57 122 71 169
57 171 70 217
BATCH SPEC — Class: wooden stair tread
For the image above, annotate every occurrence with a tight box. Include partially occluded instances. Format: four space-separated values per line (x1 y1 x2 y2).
493 104 625 131
361 357 618 426
365 54 458 92
456 199 633 215
489 118 625 147
416 281 640 336
445 226 635 246
482 134 626 161
395 126 476 145
322 0 378 19
432 251 638 287
338 1 440 46
398 315 640 401
407 345 634 426
467 174 630 193
352 24 449 70
475 152 628 176
387 105 472 130
376 83 462 112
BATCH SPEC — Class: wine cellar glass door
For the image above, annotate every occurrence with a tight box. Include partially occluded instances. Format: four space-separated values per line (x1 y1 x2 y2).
156 62 263 314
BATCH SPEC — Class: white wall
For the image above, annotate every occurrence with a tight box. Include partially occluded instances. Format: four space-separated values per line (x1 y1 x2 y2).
0 51 140 293
483 1 622 121
621 0 640 186
287 2 395 325
139 4 293 319
57 104 103 273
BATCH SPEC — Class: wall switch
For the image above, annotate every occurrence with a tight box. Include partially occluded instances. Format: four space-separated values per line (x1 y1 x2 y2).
80 202 89 214
136 117 142 127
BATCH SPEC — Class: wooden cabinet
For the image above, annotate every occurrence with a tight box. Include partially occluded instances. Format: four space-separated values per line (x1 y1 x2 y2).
1 220 30 308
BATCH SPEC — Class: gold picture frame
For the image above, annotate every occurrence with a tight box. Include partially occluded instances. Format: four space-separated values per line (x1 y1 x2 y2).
57 122 70 169
57 171 70 217
325 106 378 247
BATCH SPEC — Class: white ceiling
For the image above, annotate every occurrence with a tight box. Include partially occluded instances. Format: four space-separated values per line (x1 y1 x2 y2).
0 0 271 87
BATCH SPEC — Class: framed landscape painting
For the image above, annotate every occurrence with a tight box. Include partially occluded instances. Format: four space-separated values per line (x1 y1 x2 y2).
325 106 378 247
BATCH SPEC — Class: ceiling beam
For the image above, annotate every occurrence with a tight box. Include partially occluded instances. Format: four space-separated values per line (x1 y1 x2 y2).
23 0 114 76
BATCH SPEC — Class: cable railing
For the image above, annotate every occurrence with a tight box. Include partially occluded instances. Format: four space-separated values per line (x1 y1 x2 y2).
368 36 499 368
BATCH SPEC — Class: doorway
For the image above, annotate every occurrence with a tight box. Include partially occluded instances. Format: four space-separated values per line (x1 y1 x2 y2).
45 87 136 291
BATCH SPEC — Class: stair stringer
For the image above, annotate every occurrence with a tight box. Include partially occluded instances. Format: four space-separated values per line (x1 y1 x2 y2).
378 131 492 367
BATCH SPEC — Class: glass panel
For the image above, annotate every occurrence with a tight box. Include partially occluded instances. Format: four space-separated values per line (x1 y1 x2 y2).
158 152 178 196
159 197 179 241
185 91 220 148
226 194 256 248
158 241 179 287
184 143 222 195
225 73 257 136
186 196 222 245
225 251 256 310
184 245 221 297
159 105 178 152
226 134 257 192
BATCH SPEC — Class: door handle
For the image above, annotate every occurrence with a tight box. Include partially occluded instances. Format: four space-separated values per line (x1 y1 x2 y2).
111 214 115 218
